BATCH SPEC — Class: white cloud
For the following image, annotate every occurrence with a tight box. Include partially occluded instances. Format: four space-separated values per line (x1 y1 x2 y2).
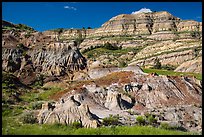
131 8 152 14
64 6 77 10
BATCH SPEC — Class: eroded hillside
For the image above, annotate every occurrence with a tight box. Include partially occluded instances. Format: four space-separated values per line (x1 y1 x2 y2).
2 10 202 134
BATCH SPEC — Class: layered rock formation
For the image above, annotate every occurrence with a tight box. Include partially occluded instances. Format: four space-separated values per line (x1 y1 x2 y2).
95 11 180 38
174 56 202 73
28 41 87 76
39 68 201 131
41 11 202 41
129 75 201 108
129 40 202 69
2 40 87 85
2 10 202 75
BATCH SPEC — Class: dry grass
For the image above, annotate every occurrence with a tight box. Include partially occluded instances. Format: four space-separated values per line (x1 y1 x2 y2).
95 71 134 86
50 80 94 100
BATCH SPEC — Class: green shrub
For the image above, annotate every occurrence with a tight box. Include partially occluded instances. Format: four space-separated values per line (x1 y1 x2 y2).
192 47 200 57
147 115 157 125
160 122 171 130
22 51 27 57
90 46 94 50
34 74 44 87
161 65 176 70
8 83 16 89
16 43 29 54
127 109 133 115
20 111 38 124
2 104 12 116
102 115 120 126
75 33 84 46
152 58 161 69
71 121 82 129
159 122 185 131
25 32 31 38
87 54 94 58
54 28 63 34
190 31 200 38
172 37 178 42
159 122 186 131
15 24 34 31
136 116 145 125
144 113 151 118
103 42 118 50
118 61 127 68
29 101 44 110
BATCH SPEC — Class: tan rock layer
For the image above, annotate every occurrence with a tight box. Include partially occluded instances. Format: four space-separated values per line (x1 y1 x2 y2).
42 11 202 40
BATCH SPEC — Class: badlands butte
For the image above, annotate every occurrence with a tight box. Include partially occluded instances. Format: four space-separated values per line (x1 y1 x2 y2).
2 11 202 133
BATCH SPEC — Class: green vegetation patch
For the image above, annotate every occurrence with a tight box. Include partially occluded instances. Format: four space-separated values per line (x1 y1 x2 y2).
2 121 196 135
102 114 120 126
20 86 63 102
142 68 202 80
15 24 34 31
83 46 143 59
3 24 35 32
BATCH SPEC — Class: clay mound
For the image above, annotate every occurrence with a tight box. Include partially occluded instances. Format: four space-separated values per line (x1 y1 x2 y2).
88 65 145 79
60 83 133 111
127 75 202 109
37 96 100 128
104 85 133 110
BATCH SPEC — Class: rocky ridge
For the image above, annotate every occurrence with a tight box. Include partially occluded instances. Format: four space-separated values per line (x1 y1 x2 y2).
43 11 202 40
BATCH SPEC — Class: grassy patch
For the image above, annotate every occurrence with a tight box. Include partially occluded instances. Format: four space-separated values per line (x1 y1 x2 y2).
142 68 202 80
50 80 93 100
82 45 146 68
38 87 63 100
20 86 63 102
83 47 143 59
2 121 196 135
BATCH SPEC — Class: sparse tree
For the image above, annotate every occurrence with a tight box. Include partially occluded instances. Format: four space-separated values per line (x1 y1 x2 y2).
153 58 161 69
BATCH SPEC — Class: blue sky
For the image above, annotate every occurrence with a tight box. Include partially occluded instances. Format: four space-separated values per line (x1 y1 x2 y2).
2 2 202 32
